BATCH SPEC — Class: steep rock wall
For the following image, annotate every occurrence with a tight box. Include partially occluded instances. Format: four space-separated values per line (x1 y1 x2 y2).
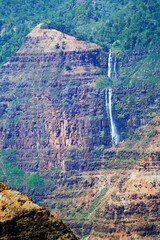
0 25 159 192
0 25 160 240
42 115 160 239
0 25 109 178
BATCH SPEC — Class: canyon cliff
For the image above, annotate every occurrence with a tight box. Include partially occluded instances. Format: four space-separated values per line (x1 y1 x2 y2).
42 115 160 239
0 24 108 175
0 24 160 239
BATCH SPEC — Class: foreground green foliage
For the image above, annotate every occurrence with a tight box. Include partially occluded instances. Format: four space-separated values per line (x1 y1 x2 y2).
0 0 159 65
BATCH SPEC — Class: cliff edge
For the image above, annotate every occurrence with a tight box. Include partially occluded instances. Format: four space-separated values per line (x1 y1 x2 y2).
0 182 79 240
18 23 101 53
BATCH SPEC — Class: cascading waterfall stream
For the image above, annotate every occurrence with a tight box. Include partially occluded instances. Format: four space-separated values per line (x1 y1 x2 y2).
107 49 112 78
106 49 119 146
105 89 119 146
108 49 117 79
114 54 117 79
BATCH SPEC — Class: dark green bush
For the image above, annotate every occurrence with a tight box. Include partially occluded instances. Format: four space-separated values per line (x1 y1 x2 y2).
55 43 60 49
27 174 44 188
65 64 71 71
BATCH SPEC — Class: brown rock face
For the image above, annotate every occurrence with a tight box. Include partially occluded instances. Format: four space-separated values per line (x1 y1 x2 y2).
0 24 108 176
0 24 160 240
41 116 160 240
0 182 79 239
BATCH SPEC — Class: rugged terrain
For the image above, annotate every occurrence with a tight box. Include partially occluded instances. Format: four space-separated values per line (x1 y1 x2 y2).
0 182 79 239
41 115 160 239
0 25 160 239
0 24 108 175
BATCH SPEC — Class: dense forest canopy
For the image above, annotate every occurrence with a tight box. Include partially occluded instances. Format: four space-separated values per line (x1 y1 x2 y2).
0 0 159 65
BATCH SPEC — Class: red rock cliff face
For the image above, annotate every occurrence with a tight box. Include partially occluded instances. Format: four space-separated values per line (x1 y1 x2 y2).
42 116 160 240
0 24 109 174
0 25 160 240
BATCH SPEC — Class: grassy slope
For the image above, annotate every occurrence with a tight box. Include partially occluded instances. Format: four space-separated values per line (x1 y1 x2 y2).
119 53 160 86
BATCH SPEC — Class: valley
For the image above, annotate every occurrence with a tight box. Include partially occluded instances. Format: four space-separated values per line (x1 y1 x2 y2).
0 23 160 239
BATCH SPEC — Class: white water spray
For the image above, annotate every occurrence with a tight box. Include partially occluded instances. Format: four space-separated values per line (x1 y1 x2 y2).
107 49 117 79
114 54 117 79
105 89 119 146
107 49 112 78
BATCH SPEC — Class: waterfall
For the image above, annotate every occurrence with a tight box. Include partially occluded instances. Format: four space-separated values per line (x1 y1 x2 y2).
107 49 112 78
114 54 117 79
106 49 119 146
105 89 119 146
107 49 117 79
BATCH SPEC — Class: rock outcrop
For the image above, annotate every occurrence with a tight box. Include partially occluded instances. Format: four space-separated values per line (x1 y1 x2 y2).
0 182 79 239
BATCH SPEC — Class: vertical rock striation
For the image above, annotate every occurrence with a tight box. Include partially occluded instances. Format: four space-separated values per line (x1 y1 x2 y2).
0 24 109 177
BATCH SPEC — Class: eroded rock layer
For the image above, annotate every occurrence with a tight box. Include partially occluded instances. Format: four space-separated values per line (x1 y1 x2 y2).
41 115 160 239
0 24 108 176
0 25 160 240
0 182 79 239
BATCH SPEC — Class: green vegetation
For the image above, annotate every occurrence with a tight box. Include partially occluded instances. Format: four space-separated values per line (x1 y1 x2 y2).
112 40 122 51
72 186 108 225
143 214 148 221
94 145 105 151
120 53 160 86
0 148 60 202
117 114 125 119
0 149 25 188
27 173 44 188
115 104 122 112
95 75 113 89
0 0 159 65
124 120 158 151
5 117 19 124
65 64 72 71
100 131 105 138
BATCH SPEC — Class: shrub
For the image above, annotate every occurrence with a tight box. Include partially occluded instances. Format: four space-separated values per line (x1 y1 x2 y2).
95 75 113 89
65 64 71 71
27 174 44 188
143 214 148 221
100 131 105 138
55 43 60 49
11 166 24 175
115 104 121 112
117 114 125 118
112 40 121 50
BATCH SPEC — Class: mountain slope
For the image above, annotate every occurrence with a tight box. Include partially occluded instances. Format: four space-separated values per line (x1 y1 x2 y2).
0 24 159 239
0 0 159 65
0 24 108 199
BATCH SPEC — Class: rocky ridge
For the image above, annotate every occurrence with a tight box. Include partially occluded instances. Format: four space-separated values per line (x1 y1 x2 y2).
0 182 79 239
